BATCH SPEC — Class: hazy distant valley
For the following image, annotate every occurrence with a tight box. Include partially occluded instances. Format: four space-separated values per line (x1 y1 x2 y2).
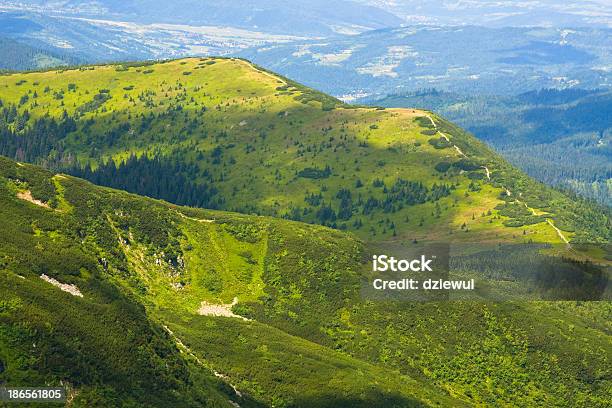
1 8 610 96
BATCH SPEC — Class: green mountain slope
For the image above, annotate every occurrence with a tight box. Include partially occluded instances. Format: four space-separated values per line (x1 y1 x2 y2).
1 156 610 407
367 88 612 207
0 156 465 407
0 58 608 245
0 163 240 407
0 59 610 406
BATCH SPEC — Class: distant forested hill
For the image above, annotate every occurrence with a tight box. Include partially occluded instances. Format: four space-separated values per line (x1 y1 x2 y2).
0 36 78 71
239 26 612 97
371 89 612 207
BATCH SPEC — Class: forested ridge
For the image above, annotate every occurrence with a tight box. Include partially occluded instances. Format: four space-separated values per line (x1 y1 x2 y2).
0 36 78 71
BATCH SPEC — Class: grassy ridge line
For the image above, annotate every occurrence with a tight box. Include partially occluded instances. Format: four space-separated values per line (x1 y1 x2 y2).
0 55 343 110
0 57 178 76
0 61 548 245
0 57 608 245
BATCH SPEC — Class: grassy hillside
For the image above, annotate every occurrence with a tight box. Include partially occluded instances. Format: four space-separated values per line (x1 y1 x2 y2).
1 156 610 407
0 156 465 407
0 58 608 245
0 159 241 407
369 88 612 207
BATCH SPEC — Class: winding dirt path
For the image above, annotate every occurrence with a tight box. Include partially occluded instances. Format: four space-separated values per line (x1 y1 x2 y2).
521 199 571 248
426 115 466 158
163 325 243 407
238 59 287 86
547 219 571 246
482 166 491 180
425 114 571 247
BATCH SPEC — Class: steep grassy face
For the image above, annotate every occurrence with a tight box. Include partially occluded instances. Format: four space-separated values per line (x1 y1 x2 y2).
0 157 466 407
0 58 608 244
0 162 243 407
1 157 610 407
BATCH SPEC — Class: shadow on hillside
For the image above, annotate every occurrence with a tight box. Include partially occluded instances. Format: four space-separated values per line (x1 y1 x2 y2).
290 391 426 408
